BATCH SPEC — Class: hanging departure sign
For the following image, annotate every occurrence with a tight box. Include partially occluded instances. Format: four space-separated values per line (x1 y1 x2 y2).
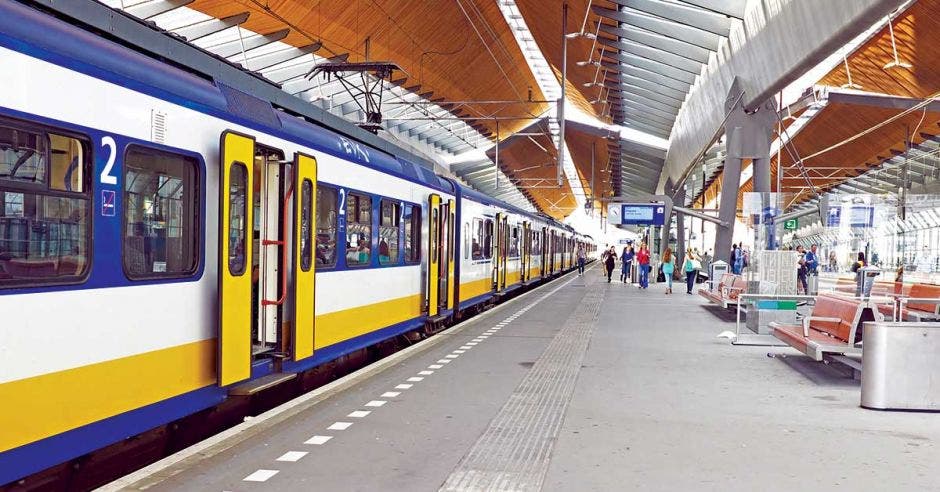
607 203 666 226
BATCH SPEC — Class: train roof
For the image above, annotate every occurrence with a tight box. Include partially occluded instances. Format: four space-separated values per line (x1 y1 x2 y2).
1 0 459 194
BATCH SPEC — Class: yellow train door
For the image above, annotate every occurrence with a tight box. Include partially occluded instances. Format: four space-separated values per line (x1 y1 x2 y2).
218 131 255 386
428 194 441 316
292 153 317 361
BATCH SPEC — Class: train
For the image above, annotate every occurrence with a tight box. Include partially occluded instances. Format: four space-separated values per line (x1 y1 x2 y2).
0 1 596 485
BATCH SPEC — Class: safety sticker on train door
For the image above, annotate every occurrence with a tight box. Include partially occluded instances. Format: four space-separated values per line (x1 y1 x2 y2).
101 190 115 217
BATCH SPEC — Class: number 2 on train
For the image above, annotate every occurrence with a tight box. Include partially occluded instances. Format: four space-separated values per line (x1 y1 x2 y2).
100 136 117 185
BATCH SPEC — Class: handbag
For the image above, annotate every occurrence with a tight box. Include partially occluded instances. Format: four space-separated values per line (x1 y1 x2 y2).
690 259 702 270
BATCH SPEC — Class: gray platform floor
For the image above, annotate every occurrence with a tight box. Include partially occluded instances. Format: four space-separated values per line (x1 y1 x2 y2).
121 265 940 491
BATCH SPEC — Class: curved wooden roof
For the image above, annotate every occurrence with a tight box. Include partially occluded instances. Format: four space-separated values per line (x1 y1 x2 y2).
819 0 939 98
190 0 548 137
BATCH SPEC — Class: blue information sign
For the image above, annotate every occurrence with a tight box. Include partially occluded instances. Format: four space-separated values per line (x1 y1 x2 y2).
620 204 666 226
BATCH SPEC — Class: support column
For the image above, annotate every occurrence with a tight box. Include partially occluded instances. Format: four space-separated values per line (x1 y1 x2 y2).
715 79 776 258
674 185 686 258
659 179 674 257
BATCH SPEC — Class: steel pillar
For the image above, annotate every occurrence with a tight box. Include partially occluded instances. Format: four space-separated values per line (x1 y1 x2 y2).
674 185 686 258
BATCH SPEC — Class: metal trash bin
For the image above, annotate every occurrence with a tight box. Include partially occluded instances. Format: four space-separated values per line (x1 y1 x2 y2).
861 321 940 410
709 261 728 291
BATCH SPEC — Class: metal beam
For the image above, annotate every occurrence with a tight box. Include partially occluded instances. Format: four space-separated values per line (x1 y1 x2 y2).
662 0 905 193
608 0 732 36
680 0 747 19
596 22 710 63
592 5 722 50
247 43 321 71
172 12 249 42
596 36 704 74
602 50 697 84
600 60 691 93
124 0 193 19
210 29 290 58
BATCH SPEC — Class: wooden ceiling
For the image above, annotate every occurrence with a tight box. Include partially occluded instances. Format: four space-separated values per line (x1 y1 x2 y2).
514 0 613 121
190 0 548 138
485 126 577 219
565 124 616 210
819 0 940 98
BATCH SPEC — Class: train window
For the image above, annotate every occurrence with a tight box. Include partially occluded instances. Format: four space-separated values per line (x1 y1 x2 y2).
531 230 540 256
403 204 420 263
345 192 371 267
483 219 493 259
0 122 91 287
299 178 313 272
226 163 248 276
430 208 439 264
464 222 470 260
123 146 199 279
316 185 337 268
379 199 399 265
509 226 519 257
471 218 483 260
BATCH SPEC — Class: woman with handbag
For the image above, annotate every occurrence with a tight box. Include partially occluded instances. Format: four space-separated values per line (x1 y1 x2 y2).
684 248 700 294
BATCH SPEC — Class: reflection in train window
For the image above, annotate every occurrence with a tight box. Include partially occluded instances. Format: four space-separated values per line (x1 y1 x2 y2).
483 219 493 259
123 145 199 279
227 162 248 276
471 218 484 260
510 226 519 258
346 192 371 266
316 185 337 268
464 222 470 260
300 179 313 272
532 230 541 255
0 123 91 287
403 204 420 263
379 199 399 265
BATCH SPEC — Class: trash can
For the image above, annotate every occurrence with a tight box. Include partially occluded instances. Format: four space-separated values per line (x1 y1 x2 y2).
862 321 940 410
709 261 728 291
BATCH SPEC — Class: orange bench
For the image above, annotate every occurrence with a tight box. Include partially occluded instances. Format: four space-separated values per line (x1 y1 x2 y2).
698 273 746 309
892 283 940 321
770 292 883 361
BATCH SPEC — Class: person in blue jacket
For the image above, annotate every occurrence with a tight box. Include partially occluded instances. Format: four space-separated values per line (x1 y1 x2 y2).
620 245 634 283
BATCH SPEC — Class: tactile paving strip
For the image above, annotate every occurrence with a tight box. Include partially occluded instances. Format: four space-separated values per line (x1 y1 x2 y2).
440 277 605 491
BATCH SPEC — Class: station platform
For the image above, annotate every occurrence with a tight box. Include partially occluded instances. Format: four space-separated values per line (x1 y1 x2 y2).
108 265 940 491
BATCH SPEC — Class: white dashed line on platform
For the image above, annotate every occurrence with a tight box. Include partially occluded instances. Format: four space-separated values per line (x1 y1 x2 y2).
304 435 333 445
453 350 466 354
365 400 387 407
276 451 307 462
348 410 371 418
445 354 459 359
395 383 413 389
407 376 424 382
327 422 353 431
243 469 279 482
429 364 444 369
418 370 434 375
459 345 472 350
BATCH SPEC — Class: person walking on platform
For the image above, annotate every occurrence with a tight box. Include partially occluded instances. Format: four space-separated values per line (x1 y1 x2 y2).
620 245 634 283
795 245 808 295
851 251 867 273
661 247 675 294
731 243 744 274
604 246 616 282
576 244 586 276
683 248 699 294
637 243 651 289
828 250 838 272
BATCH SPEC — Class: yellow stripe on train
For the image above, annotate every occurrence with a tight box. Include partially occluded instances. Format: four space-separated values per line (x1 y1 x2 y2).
0 339 216 453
